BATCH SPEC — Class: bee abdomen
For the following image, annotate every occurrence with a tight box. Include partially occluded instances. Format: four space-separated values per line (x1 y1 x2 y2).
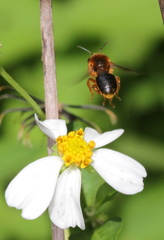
96 72 117 95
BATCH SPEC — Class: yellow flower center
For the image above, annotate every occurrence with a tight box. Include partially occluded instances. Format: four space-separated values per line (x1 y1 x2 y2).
56 129 95 168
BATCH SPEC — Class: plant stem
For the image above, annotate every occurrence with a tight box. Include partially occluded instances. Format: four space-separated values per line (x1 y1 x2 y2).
158 0 164 23
40 0 64 240
40 0 59 120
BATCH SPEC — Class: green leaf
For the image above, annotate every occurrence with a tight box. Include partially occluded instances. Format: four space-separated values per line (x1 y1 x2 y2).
82 168 104 207
91 218 122 240
0 66 45 119
94 182 118 209
69 229 93 240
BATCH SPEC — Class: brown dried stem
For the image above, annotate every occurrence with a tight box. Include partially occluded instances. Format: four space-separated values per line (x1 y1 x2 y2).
40 0 64 239
158 0 164 23
40 0 59 120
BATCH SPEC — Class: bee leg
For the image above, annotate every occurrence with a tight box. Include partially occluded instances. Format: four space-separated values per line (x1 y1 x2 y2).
87 78 100 101
108 68 114 74
115 76 121 101
117 96 121 101
102 98 107 106
109 99 115 108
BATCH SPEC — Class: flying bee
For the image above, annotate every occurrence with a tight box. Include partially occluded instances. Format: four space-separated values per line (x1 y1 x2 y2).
87 71 121 107
78 42 135 107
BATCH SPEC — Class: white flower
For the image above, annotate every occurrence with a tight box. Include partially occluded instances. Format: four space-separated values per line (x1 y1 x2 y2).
5 114 147 230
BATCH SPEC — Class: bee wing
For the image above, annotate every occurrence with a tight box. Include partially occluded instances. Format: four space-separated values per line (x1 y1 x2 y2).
111 62 139 75
70 72 89 86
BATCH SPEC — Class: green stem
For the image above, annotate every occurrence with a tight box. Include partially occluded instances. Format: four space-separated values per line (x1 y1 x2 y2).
0 66 45 119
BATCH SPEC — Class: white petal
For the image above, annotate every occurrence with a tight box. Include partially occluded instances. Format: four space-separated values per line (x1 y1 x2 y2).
91 149 147 195
84 127 100 141
84 127 124 148
5 156 63 219
35 114 67 140
49 166 85 230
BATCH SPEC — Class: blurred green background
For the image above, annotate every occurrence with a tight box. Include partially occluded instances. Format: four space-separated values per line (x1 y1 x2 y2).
0 0 163 239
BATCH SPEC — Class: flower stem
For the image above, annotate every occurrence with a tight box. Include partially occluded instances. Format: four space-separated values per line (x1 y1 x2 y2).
0 66 45 119
158 0 164 23
40 0 64 240
40 0 59 120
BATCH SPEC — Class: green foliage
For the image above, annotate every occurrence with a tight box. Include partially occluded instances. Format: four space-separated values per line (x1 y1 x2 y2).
0 0 163 240
94 182 118 209
0 66 45 119
69 219 122 240
69 229 93 240
91 219 122 240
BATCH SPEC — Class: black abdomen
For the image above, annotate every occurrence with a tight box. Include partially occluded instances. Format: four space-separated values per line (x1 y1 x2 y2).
96 72 117 95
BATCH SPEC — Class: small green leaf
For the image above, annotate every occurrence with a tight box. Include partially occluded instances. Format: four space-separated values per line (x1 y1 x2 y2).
91 218 122 240
82 168 104 207
94 182 118 209
69 229 93 240
0 66 45 119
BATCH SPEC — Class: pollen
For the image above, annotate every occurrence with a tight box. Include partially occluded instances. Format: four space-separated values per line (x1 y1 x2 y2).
56 129 95 168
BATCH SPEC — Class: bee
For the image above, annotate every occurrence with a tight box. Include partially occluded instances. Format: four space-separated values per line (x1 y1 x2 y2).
78 42 133 107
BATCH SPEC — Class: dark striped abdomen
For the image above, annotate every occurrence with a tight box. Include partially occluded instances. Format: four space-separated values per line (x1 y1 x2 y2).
96 72 117 95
